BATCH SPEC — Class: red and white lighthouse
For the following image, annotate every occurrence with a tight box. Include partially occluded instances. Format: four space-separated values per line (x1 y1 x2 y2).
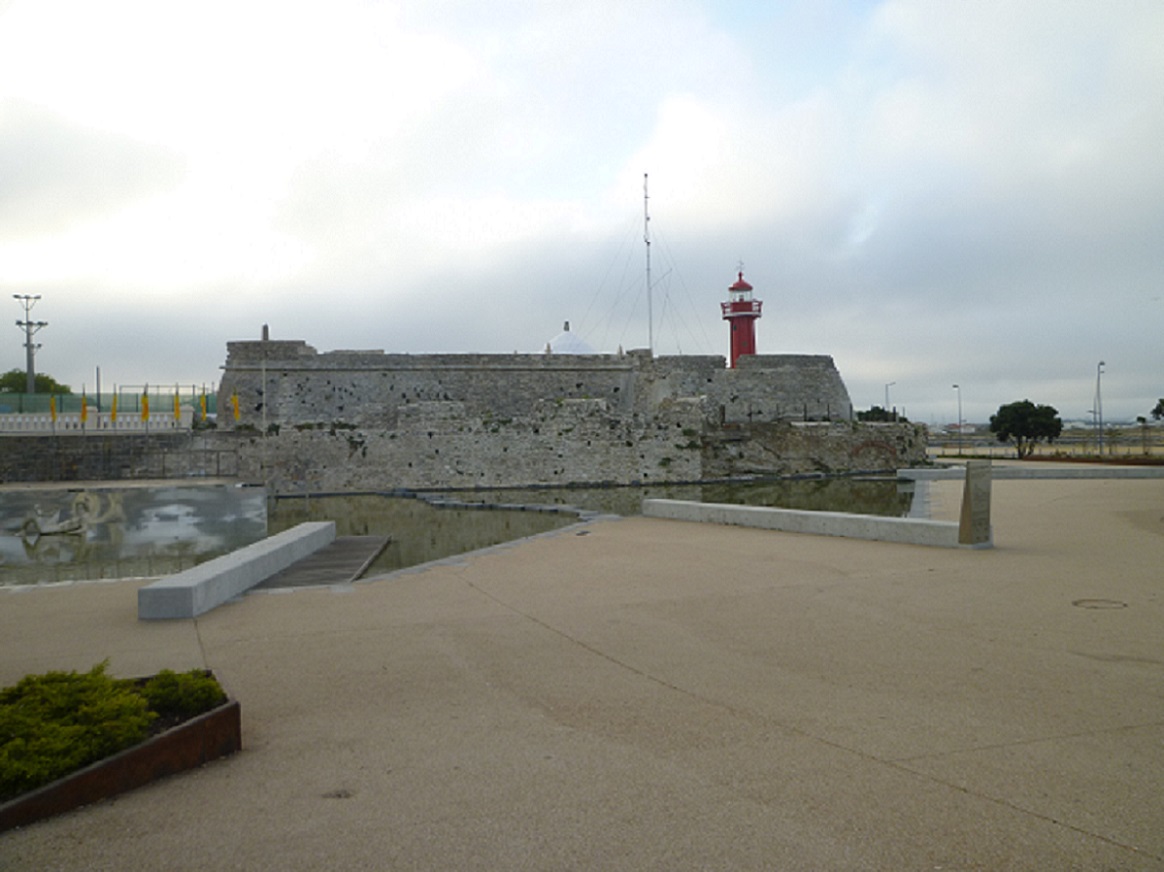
720 271 762 368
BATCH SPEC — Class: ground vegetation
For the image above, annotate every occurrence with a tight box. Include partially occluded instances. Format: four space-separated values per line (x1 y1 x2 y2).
0 662 226 801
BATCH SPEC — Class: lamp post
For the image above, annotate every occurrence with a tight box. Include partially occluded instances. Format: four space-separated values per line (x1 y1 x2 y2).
1096 361 1105 456
953 384 963 456
884 382 896 421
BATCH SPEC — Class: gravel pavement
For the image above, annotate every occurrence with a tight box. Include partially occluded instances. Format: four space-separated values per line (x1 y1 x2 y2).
2 475 1162 870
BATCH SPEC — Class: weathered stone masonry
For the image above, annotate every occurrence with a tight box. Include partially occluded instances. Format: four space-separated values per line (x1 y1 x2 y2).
0 433 238 483
214 340 926 492
218 341 856 429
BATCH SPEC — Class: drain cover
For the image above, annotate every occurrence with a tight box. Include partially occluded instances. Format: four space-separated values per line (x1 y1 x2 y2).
1072 598 1128 609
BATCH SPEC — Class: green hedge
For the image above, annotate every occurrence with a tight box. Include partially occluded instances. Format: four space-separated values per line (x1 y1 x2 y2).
0 662 227 801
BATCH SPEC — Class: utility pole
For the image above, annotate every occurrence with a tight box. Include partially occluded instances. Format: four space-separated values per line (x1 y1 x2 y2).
643 173 653 356
953 384 963 456
14 295 48 393
1096 360 1105 456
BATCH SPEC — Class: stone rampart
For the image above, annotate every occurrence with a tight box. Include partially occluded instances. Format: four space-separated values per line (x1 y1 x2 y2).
217 341 852 430
232 396 708 492
218 342 642 429
207 337 909 491
703 421 927 478
224 412 922 494
1 342 921 490
712 355 854 423
0 433 238 483
1 419 924 491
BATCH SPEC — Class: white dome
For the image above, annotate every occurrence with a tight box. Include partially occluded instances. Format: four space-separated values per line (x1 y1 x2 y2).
545 321 596 355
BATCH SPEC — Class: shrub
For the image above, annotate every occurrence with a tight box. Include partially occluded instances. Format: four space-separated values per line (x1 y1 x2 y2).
141 669 227 720
0 664 228 802
0 662 155 801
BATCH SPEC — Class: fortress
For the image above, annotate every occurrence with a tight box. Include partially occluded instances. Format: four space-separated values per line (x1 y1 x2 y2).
0 276 926 489
215 337 926 493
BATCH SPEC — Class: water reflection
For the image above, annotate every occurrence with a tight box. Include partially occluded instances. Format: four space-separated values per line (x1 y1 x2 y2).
432 476 915 519
0 486 267 585
266 478 914 580
268 494 577 577
2 477 915 585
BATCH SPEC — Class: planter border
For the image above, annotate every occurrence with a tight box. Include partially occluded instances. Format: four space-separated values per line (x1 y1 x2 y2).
0 693 240 833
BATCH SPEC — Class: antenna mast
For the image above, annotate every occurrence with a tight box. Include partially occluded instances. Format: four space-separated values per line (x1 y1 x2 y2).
643 173 653 355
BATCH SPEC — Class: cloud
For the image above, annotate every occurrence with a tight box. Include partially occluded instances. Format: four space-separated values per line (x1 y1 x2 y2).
0 100 185 237
1 0 1161 425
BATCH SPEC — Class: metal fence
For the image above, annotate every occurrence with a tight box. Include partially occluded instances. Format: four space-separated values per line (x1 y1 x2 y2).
0 411 189 433
0 386 219 434
930 430 1164 459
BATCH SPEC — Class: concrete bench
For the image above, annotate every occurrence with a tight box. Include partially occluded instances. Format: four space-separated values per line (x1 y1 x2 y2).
138 521 336 619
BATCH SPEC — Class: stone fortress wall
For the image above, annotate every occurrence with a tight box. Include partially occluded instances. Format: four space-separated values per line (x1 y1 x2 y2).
216 339 925 492
219 341 855 428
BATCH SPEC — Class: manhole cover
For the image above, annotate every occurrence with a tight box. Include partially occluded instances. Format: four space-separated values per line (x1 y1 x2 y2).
1072 598 1127 609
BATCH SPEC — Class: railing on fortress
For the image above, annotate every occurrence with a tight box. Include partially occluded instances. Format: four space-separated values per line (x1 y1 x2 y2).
0 387 218 435
0 412 188 434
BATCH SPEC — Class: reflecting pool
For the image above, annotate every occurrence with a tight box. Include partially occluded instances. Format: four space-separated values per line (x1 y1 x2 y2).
431 476 916 519
0 484 267 585
268 493 578 578
1 476 918 585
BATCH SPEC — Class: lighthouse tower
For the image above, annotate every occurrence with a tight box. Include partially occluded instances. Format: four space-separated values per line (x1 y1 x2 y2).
720 271 762 368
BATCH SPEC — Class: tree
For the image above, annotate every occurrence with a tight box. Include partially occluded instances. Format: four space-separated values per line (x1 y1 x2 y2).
989 399 1063 458
0 369 72 394
857 405 908 423
1151 399 1164 421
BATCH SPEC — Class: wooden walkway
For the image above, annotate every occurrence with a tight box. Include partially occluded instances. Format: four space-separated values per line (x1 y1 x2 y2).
253 535 391 589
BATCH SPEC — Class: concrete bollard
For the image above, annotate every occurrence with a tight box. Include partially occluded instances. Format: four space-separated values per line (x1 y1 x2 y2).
958 460 993 547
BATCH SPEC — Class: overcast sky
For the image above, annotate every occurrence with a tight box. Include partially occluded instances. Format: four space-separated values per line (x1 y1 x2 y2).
2 0 1161 425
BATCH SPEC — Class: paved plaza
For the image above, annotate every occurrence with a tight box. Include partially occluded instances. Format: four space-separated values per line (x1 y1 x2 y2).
1 474 1162 869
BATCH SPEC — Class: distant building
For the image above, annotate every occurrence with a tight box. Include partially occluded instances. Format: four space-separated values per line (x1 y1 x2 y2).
544 321 597 355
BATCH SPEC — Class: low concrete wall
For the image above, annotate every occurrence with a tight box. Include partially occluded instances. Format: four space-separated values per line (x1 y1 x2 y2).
644 460 994 548
138 521 335 619
641 499 968 548
902 465 1164 480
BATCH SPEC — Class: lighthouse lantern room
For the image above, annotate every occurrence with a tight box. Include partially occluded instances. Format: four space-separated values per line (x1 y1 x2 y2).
720 271 762 368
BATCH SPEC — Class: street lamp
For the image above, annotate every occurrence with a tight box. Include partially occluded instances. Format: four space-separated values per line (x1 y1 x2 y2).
884 382 896 421
953 384 963 455
1096 361 1105 456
